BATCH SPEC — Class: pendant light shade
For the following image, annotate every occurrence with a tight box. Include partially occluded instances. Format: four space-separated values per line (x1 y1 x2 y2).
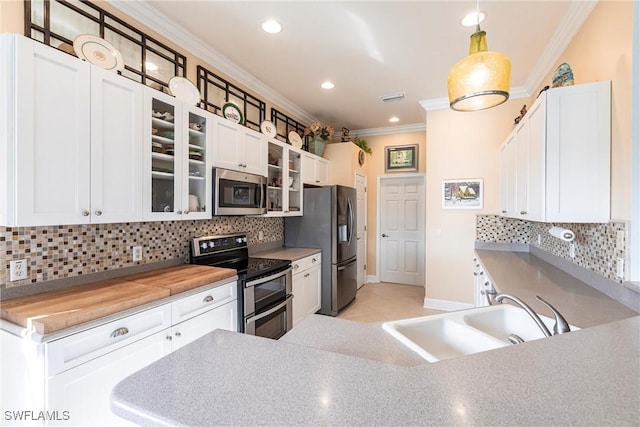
448 29 511 111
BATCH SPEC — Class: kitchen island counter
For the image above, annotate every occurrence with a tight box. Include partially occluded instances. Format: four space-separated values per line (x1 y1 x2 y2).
111 315 640 426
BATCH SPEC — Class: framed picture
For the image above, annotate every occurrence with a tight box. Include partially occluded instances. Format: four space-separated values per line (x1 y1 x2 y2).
442 179 483 209
385 145 418 172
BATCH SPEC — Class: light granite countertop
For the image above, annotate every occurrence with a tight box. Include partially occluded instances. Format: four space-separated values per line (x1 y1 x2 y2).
253 246 321 261
475 249 639 328
111 315 640 426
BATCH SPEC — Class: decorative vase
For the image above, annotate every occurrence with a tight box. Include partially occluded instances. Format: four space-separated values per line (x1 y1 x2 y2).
309 136 326 157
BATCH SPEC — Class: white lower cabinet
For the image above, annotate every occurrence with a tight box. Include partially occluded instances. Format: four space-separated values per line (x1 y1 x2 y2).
291 254 322 326
0 279 237 426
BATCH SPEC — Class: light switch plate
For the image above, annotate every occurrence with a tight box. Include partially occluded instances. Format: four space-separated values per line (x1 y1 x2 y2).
616 230 624 251
569 243 575 258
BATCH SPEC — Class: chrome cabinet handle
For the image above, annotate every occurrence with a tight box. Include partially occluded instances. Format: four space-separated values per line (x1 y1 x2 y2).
312 258 317 263
95 210 102 216
382 233 388 237
293 264 300 270
520 210 528 215
82 210 90 216
110 327 129 338
304 273 310 278
177 210 182 214
175 332 181 337
501 210 507 214
203 295 214 303
166 335 172 341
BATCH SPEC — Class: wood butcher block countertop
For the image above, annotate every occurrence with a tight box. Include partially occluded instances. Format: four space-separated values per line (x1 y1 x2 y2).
0 265 237 335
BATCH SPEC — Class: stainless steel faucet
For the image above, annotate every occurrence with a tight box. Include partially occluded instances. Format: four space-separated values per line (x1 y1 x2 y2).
494 293 552 337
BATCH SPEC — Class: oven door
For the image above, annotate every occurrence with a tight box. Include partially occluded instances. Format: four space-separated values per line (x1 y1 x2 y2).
213 168 267 215
244 294 293 340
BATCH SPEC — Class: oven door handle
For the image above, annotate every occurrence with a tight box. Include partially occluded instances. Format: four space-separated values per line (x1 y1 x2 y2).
245 294 293 324
245 266 293 288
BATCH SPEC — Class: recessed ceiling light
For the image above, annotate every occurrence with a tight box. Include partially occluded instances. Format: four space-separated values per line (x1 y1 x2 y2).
321 81 335 90
389 116 400 123
261 20 282 34
145 61 158 71
461 11 486 27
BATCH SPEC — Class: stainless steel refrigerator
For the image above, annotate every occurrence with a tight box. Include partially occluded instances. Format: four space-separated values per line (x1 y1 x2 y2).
284 185 357 316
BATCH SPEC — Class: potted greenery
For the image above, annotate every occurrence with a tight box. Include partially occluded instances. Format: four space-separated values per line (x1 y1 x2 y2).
353 136 372 154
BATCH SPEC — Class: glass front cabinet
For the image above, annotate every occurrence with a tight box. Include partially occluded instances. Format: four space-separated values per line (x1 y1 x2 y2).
143 89 211 220
266 139 302 217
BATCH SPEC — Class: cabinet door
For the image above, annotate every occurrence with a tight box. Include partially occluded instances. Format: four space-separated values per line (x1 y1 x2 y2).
504 134 518 217
287 148 303 215
211 117 242 171
301 153 316 184
242 128 266 176
46 331 170 426
304 265 321 317
525 100 546 221
291 271 305 326
169 300 238 351
182 106 212 219
498 142 508 216
316 159 329 185
90 67 143 223
143 89 183 220
13 35 91 226
515 120 529 219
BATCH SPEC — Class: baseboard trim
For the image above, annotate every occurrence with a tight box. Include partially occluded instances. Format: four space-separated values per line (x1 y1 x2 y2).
367 275 380 283
424 298 474 312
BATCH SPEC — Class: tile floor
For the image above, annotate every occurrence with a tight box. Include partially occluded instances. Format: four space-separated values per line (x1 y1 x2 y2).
337 282 443 323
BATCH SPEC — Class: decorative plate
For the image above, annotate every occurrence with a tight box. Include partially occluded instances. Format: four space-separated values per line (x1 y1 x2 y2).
168 76 201 106
73 34 124 72
288 131 303 149
260 120 277 138
222 102 243 125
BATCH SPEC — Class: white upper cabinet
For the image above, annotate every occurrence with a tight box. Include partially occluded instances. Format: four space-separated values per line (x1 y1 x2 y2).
498 81 611 223
0 34 143 226
211 116 266 176
265 139 303 216
143 89 212 221
301 152 329 186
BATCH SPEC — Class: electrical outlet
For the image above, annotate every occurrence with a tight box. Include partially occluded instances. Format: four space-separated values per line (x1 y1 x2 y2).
569 243 575 258
258 230 264 241
9 259 27 281
132 246 143 262
616 230 624 251
537 233 541 245
616 258 624 279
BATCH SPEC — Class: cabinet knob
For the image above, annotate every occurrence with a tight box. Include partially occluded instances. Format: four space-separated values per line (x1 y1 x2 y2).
315 180 320 183
184 210 189 215
382 233 389 238
166 335 172 341
293 264 299 270
312 258 317 263
177 210 182 214
501 210 507 214
474 272 478 276
520 211 528 215
81 210 90 216
304 273 310 278
175 332 181 337
95 210 102 216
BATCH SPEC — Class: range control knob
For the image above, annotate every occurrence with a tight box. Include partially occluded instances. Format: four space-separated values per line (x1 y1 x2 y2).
236 237 244 244
242 237 247 243
208 241 215 248
200 242 207 250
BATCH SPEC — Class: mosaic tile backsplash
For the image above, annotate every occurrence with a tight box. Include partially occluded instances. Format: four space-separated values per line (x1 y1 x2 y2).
0 217 283 288
476 215 626 283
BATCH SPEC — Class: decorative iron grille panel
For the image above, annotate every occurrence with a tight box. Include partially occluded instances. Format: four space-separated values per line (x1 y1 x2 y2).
24 0 186 91
270 109 307 149
197 65 266 132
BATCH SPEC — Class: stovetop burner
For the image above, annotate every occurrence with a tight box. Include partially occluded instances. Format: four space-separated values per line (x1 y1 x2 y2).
189 233 290 279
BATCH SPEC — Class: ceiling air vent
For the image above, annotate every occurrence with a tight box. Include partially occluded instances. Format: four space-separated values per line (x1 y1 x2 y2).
381 92 406 102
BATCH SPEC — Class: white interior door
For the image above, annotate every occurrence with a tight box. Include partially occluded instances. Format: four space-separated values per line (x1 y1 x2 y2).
355 172 367 289
378 175 425 286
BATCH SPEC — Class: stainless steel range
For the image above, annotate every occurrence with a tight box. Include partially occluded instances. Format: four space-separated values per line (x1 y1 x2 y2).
189 233 293 339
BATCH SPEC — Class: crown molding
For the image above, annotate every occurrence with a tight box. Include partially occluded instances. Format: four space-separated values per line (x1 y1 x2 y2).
349 123 426 137
524 0 598 94
109 0 315 125
418 86 530 112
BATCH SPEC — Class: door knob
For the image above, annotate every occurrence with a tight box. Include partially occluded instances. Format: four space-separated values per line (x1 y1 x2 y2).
382 233 388 237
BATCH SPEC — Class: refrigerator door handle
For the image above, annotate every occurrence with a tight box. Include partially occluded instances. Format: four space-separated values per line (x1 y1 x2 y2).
337 257 357 271
347 198 354 245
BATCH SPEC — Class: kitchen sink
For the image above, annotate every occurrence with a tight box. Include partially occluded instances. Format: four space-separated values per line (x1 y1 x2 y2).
382 304 579 363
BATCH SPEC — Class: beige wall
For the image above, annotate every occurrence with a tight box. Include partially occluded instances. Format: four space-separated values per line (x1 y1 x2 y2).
424 0 633 304
0 0 23 34
426 101 520 303
362 131 426 277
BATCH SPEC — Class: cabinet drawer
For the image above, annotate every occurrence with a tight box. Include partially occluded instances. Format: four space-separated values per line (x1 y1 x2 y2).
292 253 321 273
171 280 237 324
45 304 171 376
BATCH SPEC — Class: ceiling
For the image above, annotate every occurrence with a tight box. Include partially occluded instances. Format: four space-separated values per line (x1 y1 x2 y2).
113 1 597 134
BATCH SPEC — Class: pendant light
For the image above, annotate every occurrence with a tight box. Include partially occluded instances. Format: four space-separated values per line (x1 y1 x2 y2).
447 0 511 111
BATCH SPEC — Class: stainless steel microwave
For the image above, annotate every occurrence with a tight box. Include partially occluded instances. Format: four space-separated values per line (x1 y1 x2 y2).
213 168 267 215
